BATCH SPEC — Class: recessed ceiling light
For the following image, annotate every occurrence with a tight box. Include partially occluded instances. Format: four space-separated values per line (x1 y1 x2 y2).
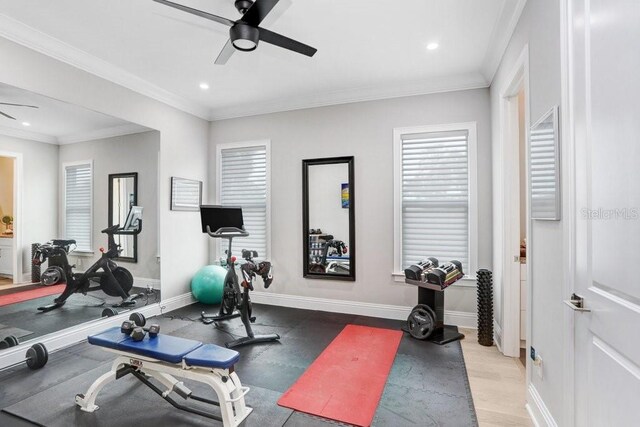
427 42 439 51
199 82 210 90
22 122 30 127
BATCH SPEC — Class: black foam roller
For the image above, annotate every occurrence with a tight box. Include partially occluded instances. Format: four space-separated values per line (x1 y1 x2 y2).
477 269 494 346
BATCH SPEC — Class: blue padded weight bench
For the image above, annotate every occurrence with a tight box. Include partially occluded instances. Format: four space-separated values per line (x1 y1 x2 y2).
75 327 252 427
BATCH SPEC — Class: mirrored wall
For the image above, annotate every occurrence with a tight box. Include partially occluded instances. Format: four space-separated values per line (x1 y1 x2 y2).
0 82 160 351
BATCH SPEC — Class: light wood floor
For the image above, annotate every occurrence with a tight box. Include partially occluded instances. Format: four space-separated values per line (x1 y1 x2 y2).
459 328 532 427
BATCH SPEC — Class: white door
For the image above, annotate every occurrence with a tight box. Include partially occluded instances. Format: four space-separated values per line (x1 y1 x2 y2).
571 0 640 425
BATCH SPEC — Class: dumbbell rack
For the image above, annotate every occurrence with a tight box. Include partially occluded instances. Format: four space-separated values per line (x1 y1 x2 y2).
404 278 465 345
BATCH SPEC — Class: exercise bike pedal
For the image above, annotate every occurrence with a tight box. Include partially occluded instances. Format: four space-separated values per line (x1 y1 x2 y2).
250 316 256 323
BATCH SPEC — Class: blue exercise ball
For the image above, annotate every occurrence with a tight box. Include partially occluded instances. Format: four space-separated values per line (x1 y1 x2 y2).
191 265 226 304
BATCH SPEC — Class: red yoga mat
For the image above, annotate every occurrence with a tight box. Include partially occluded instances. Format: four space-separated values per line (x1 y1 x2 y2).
0 285 66 307
278 324 403 426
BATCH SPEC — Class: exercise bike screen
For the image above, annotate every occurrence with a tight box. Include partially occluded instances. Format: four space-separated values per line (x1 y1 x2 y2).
200 205 244 233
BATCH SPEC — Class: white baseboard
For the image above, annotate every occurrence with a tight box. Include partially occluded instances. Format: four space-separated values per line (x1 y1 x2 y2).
526 384 558 427
494 319 503 352
133 277 161 290
0 292 195 371
158 292 196 314
250 291 477 328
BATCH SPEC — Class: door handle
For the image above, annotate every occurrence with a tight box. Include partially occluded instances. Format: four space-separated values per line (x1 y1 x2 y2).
563 293 591 312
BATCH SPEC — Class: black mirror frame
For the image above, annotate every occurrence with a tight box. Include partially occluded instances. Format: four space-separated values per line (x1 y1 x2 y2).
302 156 355 281
108 172 138 263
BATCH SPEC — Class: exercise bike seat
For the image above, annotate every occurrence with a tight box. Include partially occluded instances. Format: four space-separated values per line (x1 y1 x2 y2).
51 239 76 246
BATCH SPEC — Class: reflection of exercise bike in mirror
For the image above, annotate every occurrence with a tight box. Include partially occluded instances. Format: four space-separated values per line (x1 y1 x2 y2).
309 238 349 274
34 206 144 313
199 205 280 349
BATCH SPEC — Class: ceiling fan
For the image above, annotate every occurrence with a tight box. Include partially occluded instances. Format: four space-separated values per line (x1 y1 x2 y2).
0 102 38 120
153 0 317 64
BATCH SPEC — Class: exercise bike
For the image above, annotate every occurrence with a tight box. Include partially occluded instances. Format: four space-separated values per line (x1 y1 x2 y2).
199 205 280 349
34 206 144 313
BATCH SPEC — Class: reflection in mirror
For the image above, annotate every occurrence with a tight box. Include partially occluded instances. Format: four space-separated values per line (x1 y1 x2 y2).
529 106 561 220
109 173 138 261
303 157 355 281
0 82 160 358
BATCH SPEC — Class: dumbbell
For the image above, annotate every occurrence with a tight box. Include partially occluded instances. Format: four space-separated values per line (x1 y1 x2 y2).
0 335 20 350
121 320 160 342
404 257 439 281
2 343 48 370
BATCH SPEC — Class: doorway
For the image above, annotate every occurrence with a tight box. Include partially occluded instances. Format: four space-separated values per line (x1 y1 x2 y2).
0 155 16 285
0 151 21 288
499 45 530 361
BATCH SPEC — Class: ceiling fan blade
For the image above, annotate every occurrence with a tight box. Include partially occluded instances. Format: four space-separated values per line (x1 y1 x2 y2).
0 111 16 120
153 0 235 27
215 39 236 65
241 0 280 26
0 102 38 108
258 27 317 57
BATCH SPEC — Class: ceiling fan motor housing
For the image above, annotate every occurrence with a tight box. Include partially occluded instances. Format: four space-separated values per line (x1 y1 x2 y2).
234 0 254 14
230 23 259 51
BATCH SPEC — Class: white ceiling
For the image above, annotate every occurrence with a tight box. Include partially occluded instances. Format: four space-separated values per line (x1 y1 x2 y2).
0 0 526 120
0 82 149 144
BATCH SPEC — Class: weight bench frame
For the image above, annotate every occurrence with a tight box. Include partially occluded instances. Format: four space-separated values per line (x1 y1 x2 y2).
75 349 252 427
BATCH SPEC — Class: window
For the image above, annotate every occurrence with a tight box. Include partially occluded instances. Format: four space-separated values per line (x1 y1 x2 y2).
217 141 270 259
394 123 477 278
64 161 93 252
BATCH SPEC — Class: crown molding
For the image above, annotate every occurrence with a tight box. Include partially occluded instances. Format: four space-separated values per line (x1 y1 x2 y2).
210 72 489 121
57 123 150 145
0 125 57 144
481 0 528 84
0 13 210 120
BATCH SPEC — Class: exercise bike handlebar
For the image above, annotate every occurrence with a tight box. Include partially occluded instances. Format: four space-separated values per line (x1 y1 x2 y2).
206 225 250 238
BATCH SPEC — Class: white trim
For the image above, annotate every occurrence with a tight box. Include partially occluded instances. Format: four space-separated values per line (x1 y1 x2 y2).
0 125 57 144
498 45 530 359
526 383 558 427
57 123 150 145
62 159 94 252
0 150 23 284
559 1 575 425
392 122 479 276
249 291 477 328
481 0 528 83
132 277 161 290
210 74 489 121
493 319 504 352
0 13 210 120
0 291 195 370
215 139 272 260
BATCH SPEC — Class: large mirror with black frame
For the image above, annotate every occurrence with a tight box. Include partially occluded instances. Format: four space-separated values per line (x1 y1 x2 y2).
109 172 138 261
303 156 355 281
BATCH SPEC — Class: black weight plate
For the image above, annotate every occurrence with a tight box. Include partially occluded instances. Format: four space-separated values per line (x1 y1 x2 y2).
407 305 436 340
0 340 8 350
33 343 48 367
129 312 146 327
102 307 118 317
5 335 19 347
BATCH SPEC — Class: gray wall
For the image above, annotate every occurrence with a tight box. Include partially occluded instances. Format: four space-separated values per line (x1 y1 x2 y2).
0 135 58 276
0 36 210 299
489 0 564 422
59 131 160 279
210 88 492 315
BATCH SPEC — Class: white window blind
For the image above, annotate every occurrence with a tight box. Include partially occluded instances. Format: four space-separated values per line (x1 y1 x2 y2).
218 144 269 258
400 130 470 271
65 163 92 251
529 124 558 219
